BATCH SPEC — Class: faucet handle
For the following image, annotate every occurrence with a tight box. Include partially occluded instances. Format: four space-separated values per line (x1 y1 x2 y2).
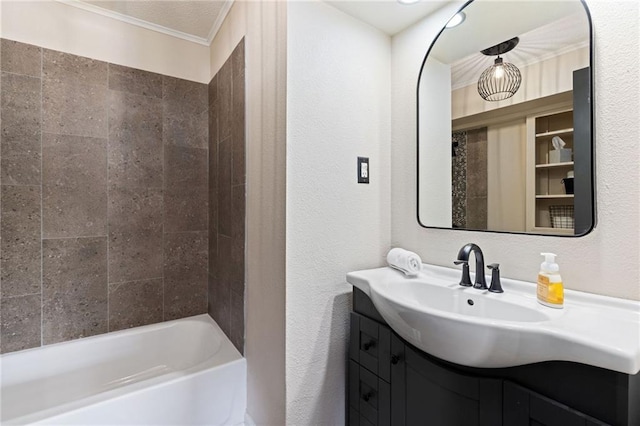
487 263 504 293
454 260 472 287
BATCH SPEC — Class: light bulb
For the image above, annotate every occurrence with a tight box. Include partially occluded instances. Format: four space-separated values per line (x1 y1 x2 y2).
494 65 505 79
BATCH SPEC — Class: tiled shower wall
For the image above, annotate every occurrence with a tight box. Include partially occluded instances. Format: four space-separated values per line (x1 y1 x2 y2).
0 39 209 353
208 40 245 353
451 128 488 230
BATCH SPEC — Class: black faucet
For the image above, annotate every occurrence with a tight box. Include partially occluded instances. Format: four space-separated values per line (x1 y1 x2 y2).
455 243 487 290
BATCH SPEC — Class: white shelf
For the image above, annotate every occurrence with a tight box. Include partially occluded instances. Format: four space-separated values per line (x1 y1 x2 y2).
535 128 574 138
535 194 574 199
536 161 574 169
532 227 574 235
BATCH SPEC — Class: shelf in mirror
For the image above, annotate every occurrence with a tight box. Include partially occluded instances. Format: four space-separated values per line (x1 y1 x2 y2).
535 161 574 169
535 128 574 138
532 227 574 235
535 194 574 199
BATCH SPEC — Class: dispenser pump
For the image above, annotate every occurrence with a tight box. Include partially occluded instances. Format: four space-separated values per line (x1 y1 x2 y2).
540 253 559 273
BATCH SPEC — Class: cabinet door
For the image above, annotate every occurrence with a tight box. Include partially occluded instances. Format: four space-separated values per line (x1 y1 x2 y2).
504 381 610 426
392 340 502 426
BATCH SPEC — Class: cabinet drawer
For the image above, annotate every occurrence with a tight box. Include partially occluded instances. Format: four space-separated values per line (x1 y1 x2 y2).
349 359 390 426
350 312 391 381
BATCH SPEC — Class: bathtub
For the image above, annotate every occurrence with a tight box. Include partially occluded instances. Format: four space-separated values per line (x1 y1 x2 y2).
0 314 246 425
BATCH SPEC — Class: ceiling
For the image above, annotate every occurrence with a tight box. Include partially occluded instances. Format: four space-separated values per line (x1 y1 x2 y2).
67 0 450 44
325 0 450 35
68 0 233 44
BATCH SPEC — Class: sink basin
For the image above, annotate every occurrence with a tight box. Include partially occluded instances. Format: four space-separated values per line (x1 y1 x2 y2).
347 264 640 374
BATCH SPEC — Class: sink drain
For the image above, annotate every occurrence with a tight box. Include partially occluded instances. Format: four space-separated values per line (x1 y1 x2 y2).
467 299 474 306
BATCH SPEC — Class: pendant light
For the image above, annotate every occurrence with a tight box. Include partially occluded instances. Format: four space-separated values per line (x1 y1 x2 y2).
477 37 522 102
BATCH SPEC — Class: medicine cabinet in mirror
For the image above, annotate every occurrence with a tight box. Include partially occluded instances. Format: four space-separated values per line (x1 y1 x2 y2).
417 0 594 236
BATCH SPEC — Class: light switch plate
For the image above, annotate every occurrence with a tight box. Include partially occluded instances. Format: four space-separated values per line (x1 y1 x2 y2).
358 157 369 184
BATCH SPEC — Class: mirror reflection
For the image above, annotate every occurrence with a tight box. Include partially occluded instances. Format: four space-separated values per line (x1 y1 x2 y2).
417 0 593 236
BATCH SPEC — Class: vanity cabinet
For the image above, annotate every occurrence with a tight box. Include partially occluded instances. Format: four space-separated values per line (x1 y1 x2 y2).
348 288 639 426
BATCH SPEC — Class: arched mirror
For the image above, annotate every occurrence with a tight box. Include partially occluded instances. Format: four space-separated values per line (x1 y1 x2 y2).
417 0 594 236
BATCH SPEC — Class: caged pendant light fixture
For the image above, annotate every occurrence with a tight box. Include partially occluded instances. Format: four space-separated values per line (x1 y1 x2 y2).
477 37 522 101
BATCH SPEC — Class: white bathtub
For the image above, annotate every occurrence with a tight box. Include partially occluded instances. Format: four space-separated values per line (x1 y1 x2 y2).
0 314 246 425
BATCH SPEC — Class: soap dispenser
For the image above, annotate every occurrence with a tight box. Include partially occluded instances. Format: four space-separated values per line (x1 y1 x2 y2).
537 253 564 309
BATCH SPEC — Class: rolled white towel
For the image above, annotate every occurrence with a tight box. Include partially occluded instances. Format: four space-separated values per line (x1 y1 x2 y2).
387 248 422 276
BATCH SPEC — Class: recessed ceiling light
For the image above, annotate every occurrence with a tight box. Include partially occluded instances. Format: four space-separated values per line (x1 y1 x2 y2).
398 0 420 5
445 12 466 28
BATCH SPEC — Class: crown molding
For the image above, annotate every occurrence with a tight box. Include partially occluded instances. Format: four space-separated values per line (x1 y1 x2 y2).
55 0 233 47
207 0 234 45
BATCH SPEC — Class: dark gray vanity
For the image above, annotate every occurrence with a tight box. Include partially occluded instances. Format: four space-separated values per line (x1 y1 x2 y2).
348 287 640 426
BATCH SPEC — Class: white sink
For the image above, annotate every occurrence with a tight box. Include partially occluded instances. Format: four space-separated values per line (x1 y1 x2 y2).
347 264 640 374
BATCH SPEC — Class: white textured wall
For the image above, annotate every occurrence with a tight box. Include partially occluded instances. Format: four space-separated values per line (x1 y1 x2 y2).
391 0 640 301
418 58 452 227
286 1 391 424
0 0 210 83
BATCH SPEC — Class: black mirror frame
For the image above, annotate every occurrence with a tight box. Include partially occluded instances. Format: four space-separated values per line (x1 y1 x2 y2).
416 0 595 237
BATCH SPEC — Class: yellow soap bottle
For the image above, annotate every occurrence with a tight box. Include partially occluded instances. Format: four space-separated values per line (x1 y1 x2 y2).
537 253 564 309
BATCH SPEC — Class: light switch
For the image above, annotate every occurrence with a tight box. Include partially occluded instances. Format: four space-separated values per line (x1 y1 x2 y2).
358 157 369 184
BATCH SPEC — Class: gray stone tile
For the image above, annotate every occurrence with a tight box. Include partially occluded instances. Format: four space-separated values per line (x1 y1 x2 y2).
108 91 162 188
229 289 244 354
42 133 107 238
466 140 488 198
230 185 245 291
1 72 41 185
164 186 208 233
164 145 207 189
162 76 207 115
217 235 233 291
108 278 163 331
42 49 107 86
216 60 232 142
164 231 208 321
108 63 162 98
208 98 218 145
217 138 232 237
162 76 207 149
0 294 41 354
208 74 217 105
42 79 108 138
0 186 41 298
466 196 488 230
208 273 229 336
108 186 163 283
42 237 108 344
1 141 41 186
208 227 218 278
231 39 245 80
0 39 42 77
231 74 245 186
164 145 207 233
163 104 208 149
208 120 218 236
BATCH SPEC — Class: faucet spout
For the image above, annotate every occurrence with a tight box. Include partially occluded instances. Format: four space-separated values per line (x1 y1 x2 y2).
456 243 487 290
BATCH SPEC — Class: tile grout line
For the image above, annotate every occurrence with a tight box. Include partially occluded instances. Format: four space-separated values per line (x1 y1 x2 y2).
0 42 3 351
106 64 110 333
161 75 165 323
40 46 44 347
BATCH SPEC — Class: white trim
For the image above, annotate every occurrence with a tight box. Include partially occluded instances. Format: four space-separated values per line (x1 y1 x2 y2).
55 0 234 47
207 0 234 45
